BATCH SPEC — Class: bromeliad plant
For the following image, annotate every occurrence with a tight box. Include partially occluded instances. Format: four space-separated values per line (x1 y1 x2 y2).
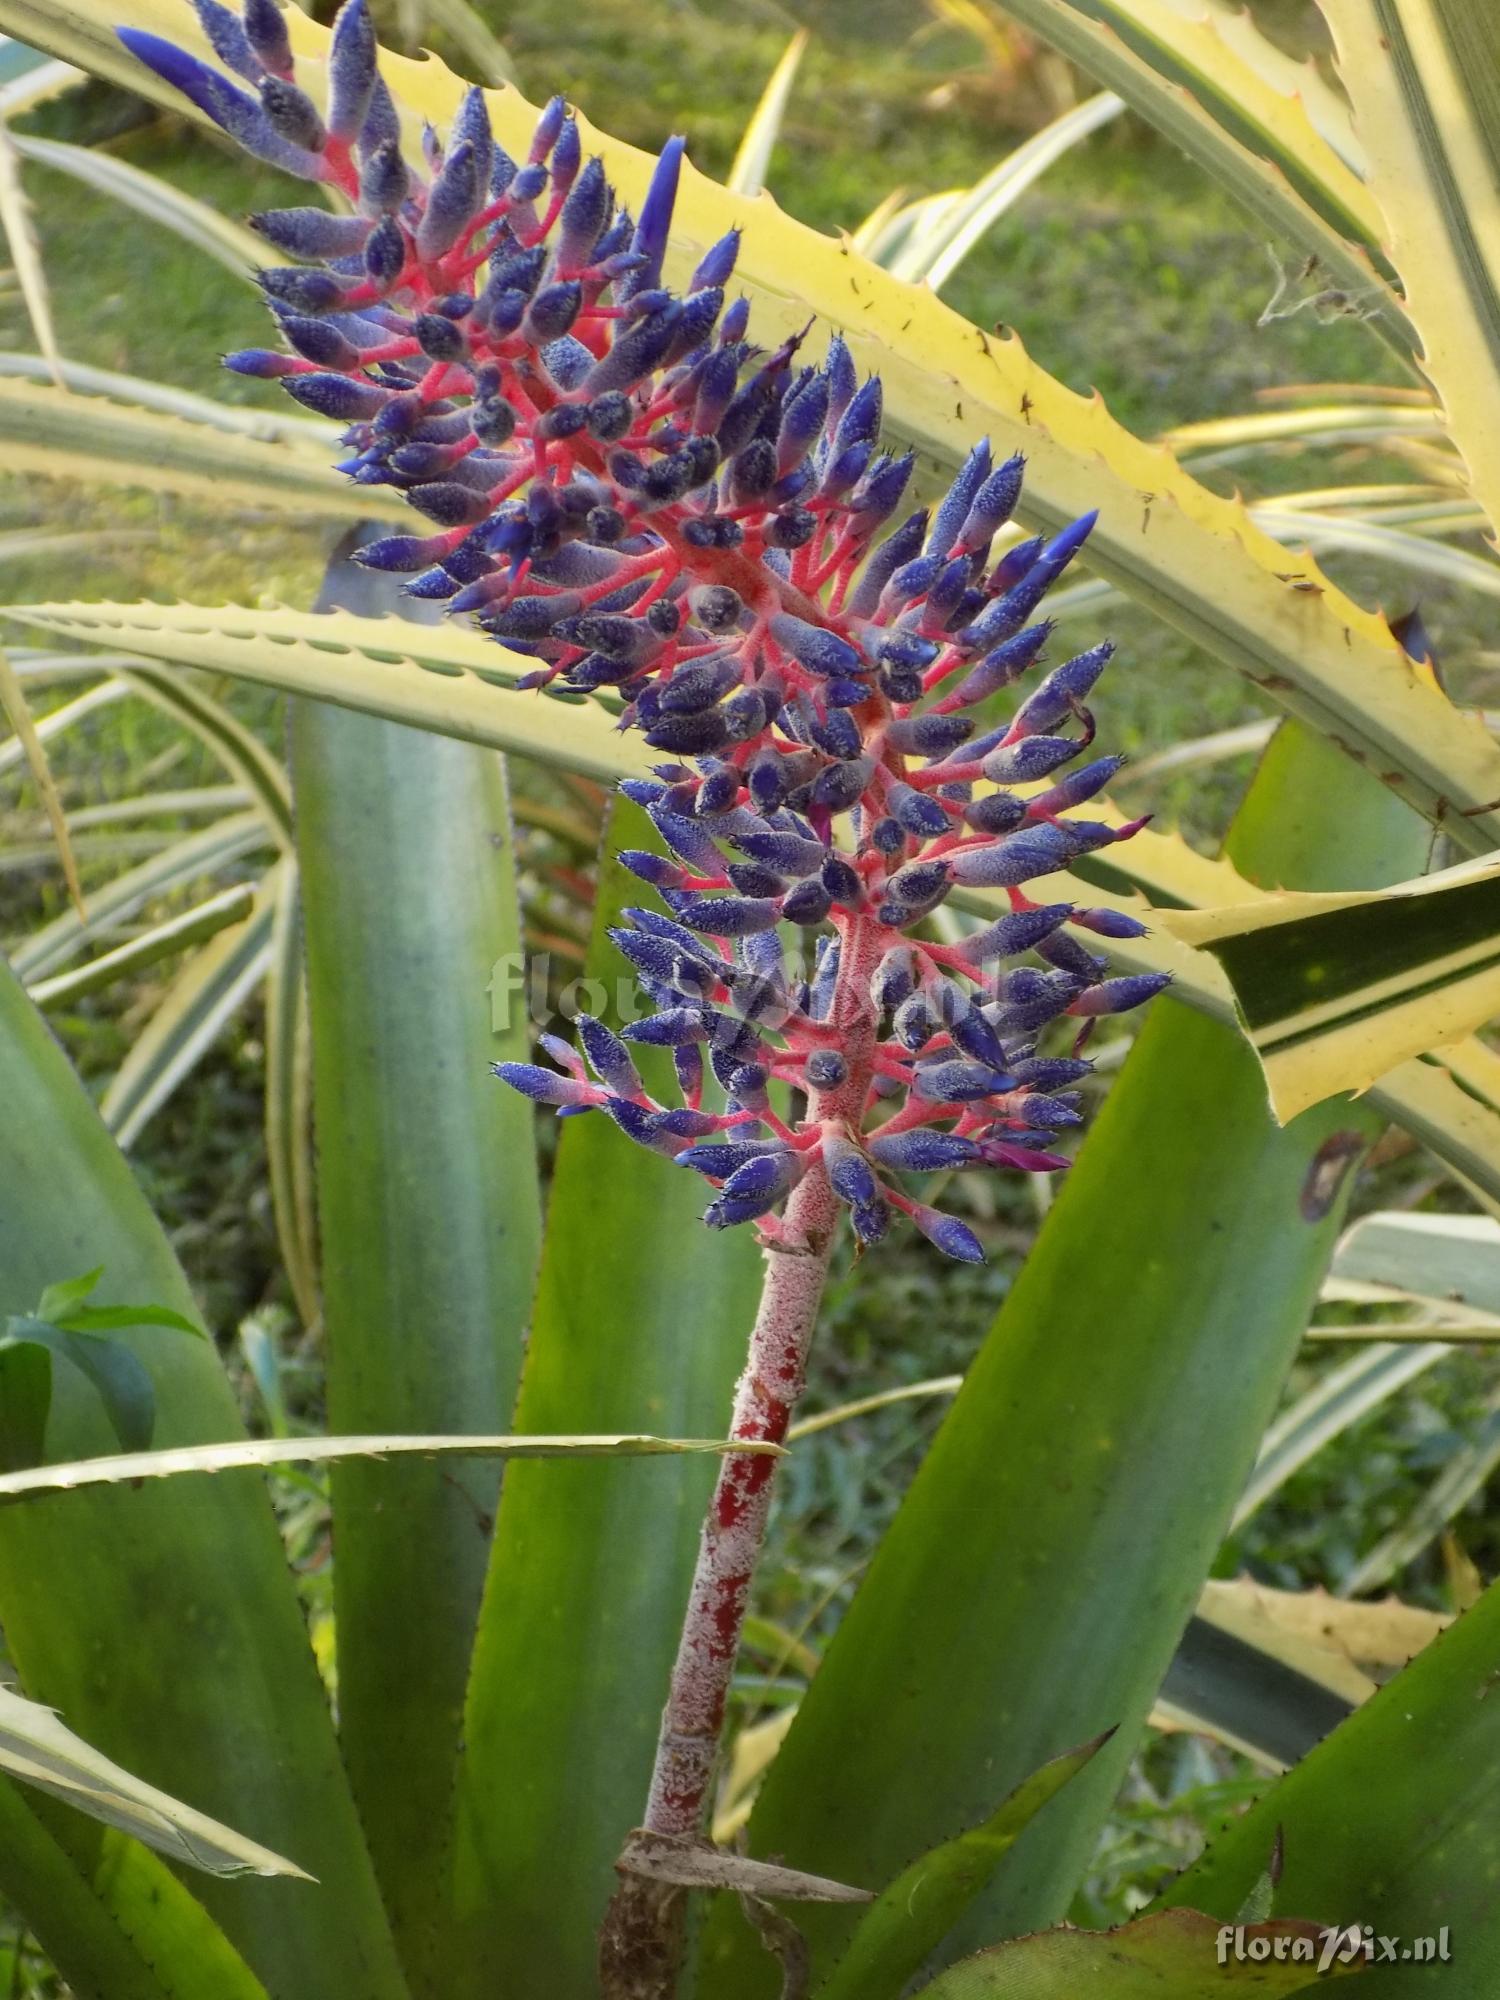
8 1 1500 1998
127 0 1172 1935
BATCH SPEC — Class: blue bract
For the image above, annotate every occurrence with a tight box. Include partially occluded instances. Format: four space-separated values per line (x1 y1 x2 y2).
125 0 1170 1258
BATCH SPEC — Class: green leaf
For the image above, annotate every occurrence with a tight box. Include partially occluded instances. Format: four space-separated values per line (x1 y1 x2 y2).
447 798 764 1999
1163 855 1500 1121
816 1735 1112 2000
0 1318 155 1454
1162 1575 1500 1986
0 955 408 1998
100 874 278 1148
29 884 259 1010
291 538 541 1987
915 1908 1366 1996
700 724 1431 1995
34 1267 103 1322
0 1777 180 2000
1331 1209 1500 1311
0 1343 51 1475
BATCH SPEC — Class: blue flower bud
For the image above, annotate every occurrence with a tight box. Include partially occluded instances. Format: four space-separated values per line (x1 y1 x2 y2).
260 75 326 151
192 0 259 82
244 0 294 76
781 879 833 925
417 138 482 260
958 904 1071 962
492 1061 594 1106
284 371 389 419
258 264 345 312
852 1198 892 1245
678 895 782 937
252 207 371 258
825 1136 878 1207
722 1152 795 1201
622 134 684 297
909 1204 985 1262
927 438 992 556
810 758 874 813
328 0 378 141
943 621 1052 709
872 946 916 1010
884 714 972 756
1072 906 1150 939
981 735 1082 785
948 825 1074 887
1067 973 1172 1016
868 1131 980 1170
1010 644 1114 738
822 333 856 424
963 791 1026 835
955 452 1025 553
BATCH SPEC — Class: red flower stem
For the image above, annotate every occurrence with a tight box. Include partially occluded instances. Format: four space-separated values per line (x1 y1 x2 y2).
641 912 884 1838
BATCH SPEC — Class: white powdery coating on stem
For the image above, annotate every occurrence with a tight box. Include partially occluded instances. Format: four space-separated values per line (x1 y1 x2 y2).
642 916 883 1839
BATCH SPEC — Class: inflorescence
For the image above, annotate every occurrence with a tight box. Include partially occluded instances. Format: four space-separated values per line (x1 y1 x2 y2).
123 0 1170 1261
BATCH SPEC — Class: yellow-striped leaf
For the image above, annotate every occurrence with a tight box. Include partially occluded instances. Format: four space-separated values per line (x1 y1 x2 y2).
1319 0 1500 541
6 0 1500 855
0 375 405 518
1164 852 1500 1119
0 1685 308 1881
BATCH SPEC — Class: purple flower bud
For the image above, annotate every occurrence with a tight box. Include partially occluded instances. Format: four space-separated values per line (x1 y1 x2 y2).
1010 644 1114 738
417 138 481 260
822 333 856 424
328 0 378 141
825 1136 878 1207
492 1061 596 1106
260 75 326 151
407 481 493 526
948 825 1075 888
958 904 1071 963
1072 906 1150 939
732 829 825 877
577 1014 643 1097
810 758 874 813
678 896 781 938
252 207 371 258
927 438 992 556
852 1199 892 1245
911 1059 1006 1103
722 1152 796 1201
908 1204 985 1262
884 714 972 757
868 1131 981 1171
677 1141 785 1179
1067 973 1172 1016
585 304 683 395
623 134 685 298
769 614 864 681
258 265 346 313
955 452 1025 553
192 0 260 82
781 878 833 926
244 0 294 76
558 155 611 269
981 735 1082 786
805 1050 848 1089
943 621 1052 710
284 371 390 419
963 791 1026 835
871 946 916 1010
